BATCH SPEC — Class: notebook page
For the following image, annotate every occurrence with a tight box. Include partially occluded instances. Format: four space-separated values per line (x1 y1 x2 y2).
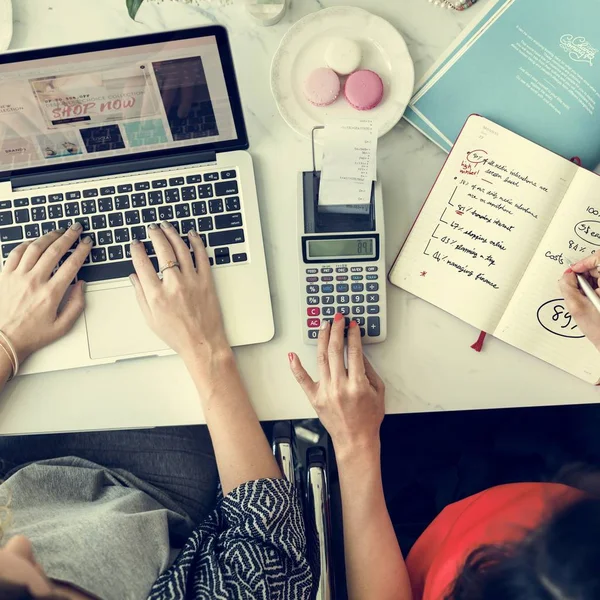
389 116 576 332
496 168 600 383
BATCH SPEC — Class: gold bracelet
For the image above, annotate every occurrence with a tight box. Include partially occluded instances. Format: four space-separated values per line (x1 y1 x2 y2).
0 340 15 381
0 330 19 381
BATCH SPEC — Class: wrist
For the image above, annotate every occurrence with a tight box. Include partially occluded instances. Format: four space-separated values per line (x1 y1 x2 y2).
333 435 381 466
183 344 236 388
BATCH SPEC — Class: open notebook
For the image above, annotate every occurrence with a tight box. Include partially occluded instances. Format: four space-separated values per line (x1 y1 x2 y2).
389 115 600 383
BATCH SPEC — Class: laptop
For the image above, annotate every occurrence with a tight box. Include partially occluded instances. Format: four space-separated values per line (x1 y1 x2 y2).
0 26 275 375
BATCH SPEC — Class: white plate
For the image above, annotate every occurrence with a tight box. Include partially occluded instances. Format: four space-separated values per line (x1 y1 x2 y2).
271 6 415 139
0 0 12 52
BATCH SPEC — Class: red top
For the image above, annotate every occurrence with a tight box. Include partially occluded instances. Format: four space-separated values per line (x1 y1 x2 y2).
406 483 584 600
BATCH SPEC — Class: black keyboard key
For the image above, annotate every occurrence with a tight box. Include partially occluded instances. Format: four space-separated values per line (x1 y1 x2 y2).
0 226 23 242
100 186 115 196
114 228 130 243
367 305 380 314
49 193 64 203
204 172 219 181
115 195 130 210
208 199 224 214
108 213 123 228
215 213 242 229
58 219 73 230
15 209 30 223
78 257 159 282
117 184 133 193
200 234 207 248
83 232 96 246
165 188 180 203
2 242 21 258
74 217 90 231
216 255 231 265
134 181 150 191
48 205 63 219
181 219 195 234
14 198 29 207
232 252 247 263
367 294 379 303
24 224 40 239
91 215 107 230
65 191 80 200
208 257 214 266
98 197 113 212
182 186 197 201
352 306 365 315
198 184 214 199
337 295 350 304
197 217 214 232
225 196 240 212
171 221 180 233
91 248 107 263
31 196 46 204
367 316 380 337
130 226 146 240
0 211 13 226
214 247 229 257
32 207 46 221
41 222 57 235
108 245 123 261
65 202 80 217
158 206 173 221
169 177 184 186
142 208 157 223
81 200 96 214
366 282 379 292
221 170 236 179
208 228 244 247
215 181 238 196
186 174 202 184
192 201 207 216
125 211 141 225
0 201 10 210
148 191 163 205
338 306 350 316
143 241 155 256
132 193 146 207
175 204 190 219
152 179 167 189
83 189 98 198
97 230 113 245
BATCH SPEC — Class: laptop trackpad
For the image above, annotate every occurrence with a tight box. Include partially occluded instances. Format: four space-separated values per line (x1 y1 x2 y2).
85 285 169 360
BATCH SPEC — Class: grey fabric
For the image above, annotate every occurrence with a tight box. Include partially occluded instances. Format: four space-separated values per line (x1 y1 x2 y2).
2 456 192 600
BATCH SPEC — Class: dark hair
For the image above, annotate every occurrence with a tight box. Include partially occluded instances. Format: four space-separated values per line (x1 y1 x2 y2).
447 497 600 600
0 580 66 600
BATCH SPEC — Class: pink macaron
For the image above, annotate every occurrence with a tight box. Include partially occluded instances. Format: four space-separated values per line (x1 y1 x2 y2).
344 69 384 111
304 67 341 107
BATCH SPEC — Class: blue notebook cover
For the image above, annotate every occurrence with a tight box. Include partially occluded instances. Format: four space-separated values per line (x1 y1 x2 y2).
405 0 600 169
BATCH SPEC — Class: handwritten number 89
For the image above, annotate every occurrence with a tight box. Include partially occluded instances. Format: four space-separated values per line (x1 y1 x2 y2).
552 305 578 330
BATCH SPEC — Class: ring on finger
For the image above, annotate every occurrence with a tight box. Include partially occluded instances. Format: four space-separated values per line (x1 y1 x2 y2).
159 260 180 274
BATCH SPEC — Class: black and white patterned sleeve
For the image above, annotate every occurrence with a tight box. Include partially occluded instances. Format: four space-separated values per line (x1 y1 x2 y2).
148 478 313 600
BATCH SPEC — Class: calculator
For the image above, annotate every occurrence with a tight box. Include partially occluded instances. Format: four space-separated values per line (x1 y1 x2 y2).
298 170 386 344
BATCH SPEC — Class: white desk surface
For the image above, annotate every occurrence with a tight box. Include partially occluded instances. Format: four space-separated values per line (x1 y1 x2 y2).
1 0 598 435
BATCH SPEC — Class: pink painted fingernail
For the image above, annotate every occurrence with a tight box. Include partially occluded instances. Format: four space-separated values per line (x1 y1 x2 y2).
288 352 294 363
564 268 573 274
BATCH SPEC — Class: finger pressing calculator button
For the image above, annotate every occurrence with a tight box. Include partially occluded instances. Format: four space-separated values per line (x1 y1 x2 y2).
338 306 350 316
307 285 319 294
306 268 318 274
322 296 334 305
321 268 333 274
323 306 335 316
336 267 348 273
307 296 319 305
352 295 365 304
350 266 363 272
321 284 334 293
366 266 378 272
351 283 364 292
308 330 319 340
367 305 380 314
354 316 365 326
336 284 349 293
307 307 320 316
352 306 365 315
337 295 350 304
306 276 319 282
307 318 321 328
367 316 380 337
367 294 379 303
366 282 379 292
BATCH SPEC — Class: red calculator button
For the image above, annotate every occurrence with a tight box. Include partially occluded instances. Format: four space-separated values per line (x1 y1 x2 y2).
307 307 320 316
307 318 321 328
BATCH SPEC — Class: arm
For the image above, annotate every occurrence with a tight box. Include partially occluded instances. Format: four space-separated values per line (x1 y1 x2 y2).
130 222 280 495
290 316 411 600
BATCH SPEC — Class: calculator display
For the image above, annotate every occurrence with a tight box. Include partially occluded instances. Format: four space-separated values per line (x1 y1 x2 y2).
307 238 375 259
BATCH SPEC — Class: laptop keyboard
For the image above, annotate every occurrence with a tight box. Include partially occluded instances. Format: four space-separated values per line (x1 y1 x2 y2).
0 168 248 282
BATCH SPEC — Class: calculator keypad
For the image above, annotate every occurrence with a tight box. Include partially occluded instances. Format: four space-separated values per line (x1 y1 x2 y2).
304 265 382 341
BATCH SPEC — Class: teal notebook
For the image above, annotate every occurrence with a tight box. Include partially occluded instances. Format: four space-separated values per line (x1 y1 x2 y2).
405 0 600 170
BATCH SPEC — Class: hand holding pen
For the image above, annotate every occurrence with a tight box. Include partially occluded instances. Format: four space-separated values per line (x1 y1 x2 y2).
560 254 600 351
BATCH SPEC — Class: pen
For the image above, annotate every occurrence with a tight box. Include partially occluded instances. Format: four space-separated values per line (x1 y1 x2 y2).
573 271 600 314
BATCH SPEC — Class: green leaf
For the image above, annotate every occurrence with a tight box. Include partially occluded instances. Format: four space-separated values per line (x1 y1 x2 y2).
126 0 145 20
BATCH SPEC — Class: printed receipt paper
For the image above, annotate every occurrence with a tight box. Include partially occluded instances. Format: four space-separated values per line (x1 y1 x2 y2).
389 115 600 383
318 119 377 211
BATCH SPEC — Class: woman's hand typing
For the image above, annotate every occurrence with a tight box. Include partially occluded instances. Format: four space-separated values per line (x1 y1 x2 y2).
289 313 385 456
560 254 600 351
0 224 92 363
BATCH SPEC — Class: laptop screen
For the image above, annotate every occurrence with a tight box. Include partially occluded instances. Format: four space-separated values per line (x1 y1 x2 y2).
0 30 241 175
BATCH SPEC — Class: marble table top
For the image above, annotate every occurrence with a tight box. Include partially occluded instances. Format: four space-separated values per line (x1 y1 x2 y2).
0 0 598 435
